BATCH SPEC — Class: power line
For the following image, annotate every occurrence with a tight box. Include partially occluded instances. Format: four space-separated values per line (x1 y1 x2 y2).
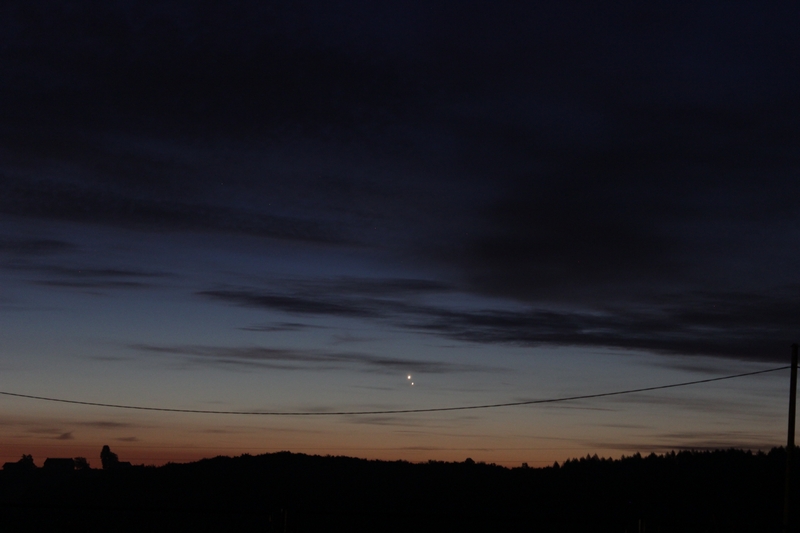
0 366 789 416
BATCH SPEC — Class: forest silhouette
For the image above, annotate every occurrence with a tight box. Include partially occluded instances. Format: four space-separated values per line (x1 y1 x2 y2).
1 446 799 532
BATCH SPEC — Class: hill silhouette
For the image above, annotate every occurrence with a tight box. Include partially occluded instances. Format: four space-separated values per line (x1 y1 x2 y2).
0 447 797 532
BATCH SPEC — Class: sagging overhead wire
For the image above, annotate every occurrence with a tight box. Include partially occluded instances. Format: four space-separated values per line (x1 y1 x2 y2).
0 366 789 416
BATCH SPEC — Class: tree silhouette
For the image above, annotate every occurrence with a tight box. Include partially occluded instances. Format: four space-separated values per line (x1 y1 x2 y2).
2 454 37 473
100 445 119 470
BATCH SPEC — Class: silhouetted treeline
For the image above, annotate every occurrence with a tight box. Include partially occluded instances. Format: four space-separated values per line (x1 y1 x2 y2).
1 447 799 532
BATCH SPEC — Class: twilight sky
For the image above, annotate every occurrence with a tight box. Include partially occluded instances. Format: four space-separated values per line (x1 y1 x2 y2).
1 1 798 467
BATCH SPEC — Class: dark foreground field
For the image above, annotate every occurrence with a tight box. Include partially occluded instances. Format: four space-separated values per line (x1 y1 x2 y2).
1 448 798 532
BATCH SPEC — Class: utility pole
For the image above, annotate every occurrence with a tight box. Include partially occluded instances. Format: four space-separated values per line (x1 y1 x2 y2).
783 343 798 533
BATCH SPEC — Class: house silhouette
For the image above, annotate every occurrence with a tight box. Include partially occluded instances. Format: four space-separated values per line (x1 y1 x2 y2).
43 458 76 473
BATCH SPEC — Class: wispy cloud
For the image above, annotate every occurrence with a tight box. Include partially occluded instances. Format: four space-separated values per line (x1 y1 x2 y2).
401 290 800 361
343 415 440 428
23 265 172 279
238 322 330 333
0 238 75 256
76 421 138 430
199 279 800 362
32 279 151 290
586 430 782 453
200 287 409 319
1 179 349 245
199 277 452 317
604 392 778 416
25 426 75 440
330 333 379 345
3 261 176 291
130 343 493 374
